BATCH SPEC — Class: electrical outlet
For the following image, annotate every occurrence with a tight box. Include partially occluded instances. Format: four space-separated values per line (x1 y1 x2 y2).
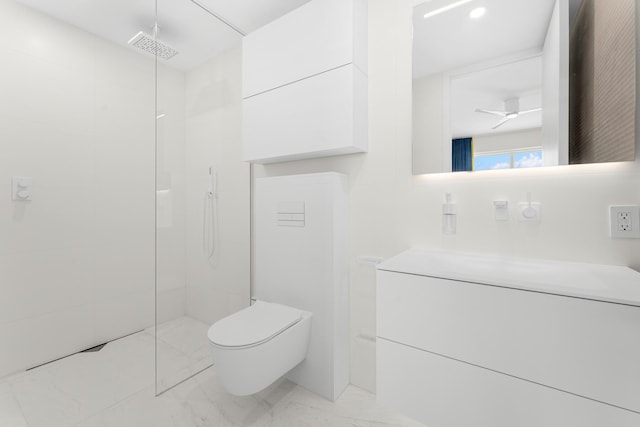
610 205 640 238
618 212 632 231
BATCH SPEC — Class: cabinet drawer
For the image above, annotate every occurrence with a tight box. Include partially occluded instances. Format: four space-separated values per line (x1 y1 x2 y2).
376 270 640 412
377 339 640 427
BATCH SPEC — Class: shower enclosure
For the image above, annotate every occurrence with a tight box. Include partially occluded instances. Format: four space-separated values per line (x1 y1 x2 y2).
153 0 251 395
1 0 250 395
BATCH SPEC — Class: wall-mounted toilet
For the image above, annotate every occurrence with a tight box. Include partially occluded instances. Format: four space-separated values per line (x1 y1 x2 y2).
208 173 348 400
207 300 311 396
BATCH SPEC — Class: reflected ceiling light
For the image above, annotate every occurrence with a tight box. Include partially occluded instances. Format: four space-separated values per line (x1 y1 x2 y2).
469 7 486 19
424 0 474 19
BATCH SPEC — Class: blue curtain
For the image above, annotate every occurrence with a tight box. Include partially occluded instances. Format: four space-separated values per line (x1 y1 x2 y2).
452 137 473 172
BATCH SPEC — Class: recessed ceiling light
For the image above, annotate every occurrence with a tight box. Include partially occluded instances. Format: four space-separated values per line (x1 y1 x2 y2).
469 7 486 19
424 0 474 19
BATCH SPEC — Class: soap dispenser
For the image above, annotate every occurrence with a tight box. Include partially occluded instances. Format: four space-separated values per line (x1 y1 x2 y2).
442 193 456 234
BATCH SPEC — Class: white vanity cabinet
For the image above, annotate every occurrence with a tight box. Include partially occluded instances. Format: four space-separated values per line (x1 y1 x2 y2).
242 0 367 164
376 249 640 427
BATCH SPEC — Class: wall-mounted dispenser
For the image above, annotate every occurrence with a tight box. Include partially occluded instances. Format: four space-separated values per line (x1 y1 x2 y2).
442 193 456 234
494 200 509 221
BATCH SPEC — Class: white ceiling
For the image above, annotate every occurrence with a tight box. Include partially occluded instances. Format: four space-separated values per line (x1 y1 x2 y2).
18 0 578 138
413 0 557 138
413 0 556 79
17 0 312 71
450 55 542 138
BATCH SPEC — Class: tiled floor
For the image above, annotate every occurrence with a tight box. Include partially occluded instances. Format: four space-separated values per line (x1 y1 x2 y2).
0 317 424 427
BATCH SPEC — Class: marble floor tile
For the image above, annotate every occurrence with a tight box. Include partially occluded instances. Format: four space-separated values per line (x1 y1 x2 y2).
151 317 211 359
0 317 425 427
77 367 423 427
152 316 214 394
7 330 194 427
0 382 29 427
8 347 138 426
75 386 208 427
270 385 425 427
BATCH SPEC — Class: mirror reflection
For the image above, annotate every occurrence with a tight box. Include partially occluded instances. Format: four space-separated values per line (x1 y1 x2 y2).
412 0 636 175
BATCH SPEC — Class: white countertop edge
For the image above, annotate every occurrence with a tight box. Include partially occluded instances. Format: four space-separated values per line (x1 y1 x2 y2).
377 248 640 307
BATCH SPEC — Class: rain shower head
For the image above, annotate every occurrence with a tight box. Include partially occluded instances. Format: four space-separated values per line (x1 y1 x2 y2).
127 31 179 61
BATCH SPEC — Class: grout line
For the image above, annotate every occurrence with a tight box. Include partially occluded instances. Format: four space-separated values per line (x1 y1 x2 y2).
25 330 143 371
155 364 214 397
4 382 30 427
70 383 157 426
188 0 246 36
1 289 154 328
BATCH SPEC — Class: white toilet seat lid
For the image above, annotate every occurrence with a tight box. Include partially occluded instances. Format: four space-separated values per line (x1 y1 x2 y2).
207 301 303 348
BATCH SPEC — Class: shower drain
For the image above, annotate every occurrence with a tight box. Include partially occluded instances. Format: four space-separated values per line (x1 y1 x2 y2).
26 329 142 371
80 343 108 353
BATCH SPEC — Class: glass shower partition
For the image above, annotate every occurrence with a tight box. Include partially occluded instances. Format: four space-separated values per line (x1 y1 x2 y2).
0 0 249 408
154 0 250 395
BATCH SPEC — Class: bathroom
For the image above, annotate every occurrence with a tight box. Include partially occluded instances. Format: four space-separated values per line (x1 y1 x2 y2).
1 0 639 426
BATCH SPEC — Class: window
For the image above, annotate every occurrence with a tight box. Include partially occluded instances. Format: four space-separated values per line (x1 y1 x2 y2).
474 148 543 171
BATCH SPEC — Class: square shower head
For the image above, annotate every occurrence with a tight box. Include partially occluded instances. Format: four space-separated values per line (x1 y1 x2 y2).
127 31 179 61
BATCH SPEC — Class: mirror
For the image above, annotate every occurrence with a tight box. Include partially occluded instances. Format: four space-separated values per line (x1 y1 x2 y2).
412 0 636 175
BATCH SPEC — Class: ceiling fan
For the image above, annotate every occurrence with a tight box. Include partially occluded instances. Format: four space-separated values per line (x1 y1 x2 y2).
475 97 542 129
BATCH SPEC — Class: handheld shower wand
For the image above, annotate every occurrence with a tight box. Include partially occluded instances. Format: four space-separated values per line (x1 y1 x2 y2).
203 166 219 265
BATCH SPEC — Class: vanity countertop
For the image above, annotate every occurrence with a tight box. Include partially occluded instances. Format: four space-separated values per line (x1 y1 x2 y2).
377 248 640 307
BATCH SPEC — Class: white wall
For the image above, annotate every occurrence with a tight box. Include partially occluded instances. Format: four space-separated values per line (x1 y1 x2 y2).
156 67 188 324
184 48 250 325
253 0 640 393
412 73 444 173
0 0 186 377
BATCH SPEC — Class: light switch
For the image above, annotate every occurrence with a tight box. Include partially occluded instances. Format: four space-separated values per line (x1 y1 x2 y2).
494 200 508 221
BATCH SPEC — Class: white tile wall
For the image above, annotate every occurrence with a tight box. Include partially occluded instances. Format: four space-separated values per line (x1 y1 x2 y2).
156 288 187 326
156 61 188 311
183 48 251 326
0 307 95 375
0 249 94 324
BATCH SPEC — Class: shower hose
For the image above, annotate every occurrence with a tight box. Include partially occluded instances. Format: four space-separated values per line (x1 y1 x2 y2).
203 187 218 265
